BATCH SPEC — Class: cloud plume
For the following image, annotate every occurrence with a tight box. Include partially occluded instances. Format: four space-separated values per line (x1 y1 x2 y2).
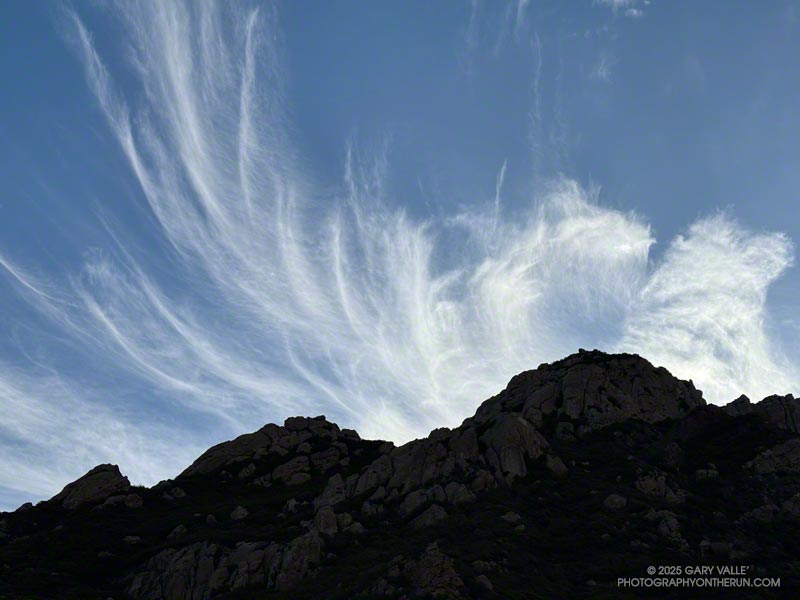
0 1 795 509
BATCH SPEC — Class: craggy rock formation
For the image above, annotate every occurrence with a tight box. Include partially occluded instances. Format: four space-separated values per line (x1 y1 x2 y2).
724 393 800 433
51 464 131 510
745 439 800 475
127 534 323 598
1 350 799 599
474 350 705 433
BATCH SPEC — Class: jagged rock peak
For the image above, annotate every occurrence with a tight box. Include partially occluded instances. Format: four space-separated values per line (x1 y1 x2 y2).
723 392 799 433
179 415 353 478
51 463 131 510
469 349 705 434
181 351 706 488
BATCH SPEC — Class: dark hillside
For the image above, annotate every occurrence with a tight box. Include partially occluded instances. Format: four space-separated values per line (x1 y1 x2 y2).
1 350 798 599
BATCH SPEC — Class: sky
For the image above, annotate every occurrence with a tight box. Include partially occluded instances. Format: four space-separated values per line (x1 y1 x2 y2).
0 0 798 510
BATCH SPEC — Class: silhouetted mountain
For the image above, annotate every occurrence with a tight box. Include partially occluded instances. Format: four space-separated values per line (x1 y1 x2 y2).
1 350 798 599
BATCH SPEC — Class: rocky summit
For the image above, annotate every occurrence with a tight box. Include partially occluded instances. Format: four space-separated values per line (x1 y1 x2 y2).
1 350 799 599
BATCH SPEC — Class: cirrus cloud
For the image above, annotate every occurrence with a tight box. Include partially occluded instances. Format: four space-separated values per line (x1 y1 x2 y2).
0 0 795 509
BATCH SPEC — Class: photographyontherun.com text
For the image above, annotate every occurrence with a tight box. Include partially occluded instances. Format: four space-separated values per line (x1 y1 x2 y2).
618 565 780 589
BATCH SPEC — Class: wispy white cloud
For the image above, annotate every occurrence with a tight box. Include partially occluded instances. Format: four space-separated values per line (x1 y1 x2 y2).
619 215 796 402
0 0 795 510
596 0 649 18
597 0 635 8
514 0 530 39
0 362 200 509
590 53 616 82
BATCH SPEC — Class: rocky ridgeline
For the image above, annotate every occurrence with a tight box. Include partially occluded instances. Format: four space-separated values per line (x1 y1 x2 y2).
2 350 800 599
723 393 800 433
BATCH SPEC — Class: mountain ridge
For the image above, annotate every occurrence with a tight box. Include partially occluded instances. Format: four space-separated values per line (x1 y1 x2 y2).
2 349 799 599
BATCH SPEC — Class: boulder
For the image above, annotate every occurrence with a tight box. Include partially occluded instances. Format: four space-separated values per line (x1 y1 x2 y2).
444 482 476 505
237 463 256 479
470 470 495 493
555 421 575 441
475 574 494 592
741 503 780 523
354 454 393 496
387 440 452 495
167 524 187 539
345 521 366 535
275 530 323 591
635 471 686 504
448 427 481 467
746 439 800 474
411 504 448 529
501 511 522 524
273 456 310 484
287 472 311 486
403 543 465 599
230 506 249 521
400 489 428 517
336 512 354 530
781 493 800 519
481 414 549 482
310 447 341 472
695 464 719 481
604 494 627 511
699 540 732 560
662 442 684 469
180 424 285 477
341 428 360 440
102 493 143 509
125 494 144 508
52 464 131 510
314 473 347 510
546 454 569 479
645 509 686 547
252 474 271 488
314 506 338 537
723 394 753 417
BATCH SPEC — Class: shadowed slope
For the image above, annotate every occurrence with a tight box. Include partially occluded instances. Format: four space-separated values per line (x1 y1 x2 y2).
1 350 797 599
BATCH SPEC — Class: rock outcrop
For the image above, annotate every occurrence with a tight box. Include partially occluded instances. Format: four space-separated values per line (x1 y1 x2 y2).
482 349 705 434
723 393 800 433
180 416 343 478
127 540 285 599
745 438 800 474
51 464 131 510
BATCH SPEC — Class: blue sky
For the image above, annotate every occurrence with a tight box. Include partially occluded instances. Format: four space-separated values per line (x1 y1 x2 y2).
0 0 798 510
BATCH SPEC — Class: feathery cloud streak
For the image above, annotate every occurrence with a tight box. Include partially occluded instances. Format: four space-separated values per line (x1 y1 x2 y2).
0 1 795 508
